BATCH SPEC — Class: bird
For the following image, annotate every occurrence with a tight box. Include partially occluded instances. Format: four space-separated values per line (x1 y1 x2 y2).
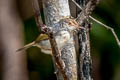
16 17 79 54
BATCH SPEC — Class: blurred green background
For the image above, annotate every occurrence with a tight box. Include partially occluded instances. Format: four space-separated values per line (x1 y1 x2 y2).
22 0 120 80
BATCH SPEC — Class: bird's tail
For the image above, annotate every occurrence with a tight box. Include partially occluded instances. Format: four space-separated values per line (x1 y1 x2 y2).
16 41 35 52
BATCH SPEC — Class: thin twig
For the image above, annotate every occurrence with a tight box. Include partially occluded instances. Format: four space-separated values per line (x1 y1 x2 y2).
71 0 120 47
32 0 44 31
48 32 68 80
90 16 120 47
76 0 100 24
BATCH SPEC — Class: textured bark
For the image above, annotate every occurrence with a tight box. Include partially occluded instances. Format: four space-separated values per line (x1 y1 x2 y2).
75 0 100 80
77 22 92 80
42 0 77 80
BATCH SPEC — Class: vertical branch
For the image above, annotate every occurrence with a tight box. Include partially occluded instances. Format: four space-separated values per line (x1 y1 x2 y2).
42 0 77 80
75 0 100 80
32 0 44 31
48 32 68 80
77 22 92 80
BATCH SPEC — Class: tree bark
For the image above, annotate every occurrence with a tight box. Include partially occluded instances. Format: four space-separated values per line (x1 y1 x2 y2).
42 0 77 80
77 18 92 80
76 0 99 80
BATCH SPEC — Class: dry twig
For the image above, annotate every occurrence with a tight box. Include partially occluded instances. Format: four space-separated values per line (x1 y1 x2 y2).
76 0 100 24
32 0 45 31
71 0 120 47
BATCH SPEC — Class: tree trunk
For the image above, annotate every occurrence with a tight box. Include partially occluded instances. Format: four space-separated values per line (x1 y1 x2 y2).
42 0 78 80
